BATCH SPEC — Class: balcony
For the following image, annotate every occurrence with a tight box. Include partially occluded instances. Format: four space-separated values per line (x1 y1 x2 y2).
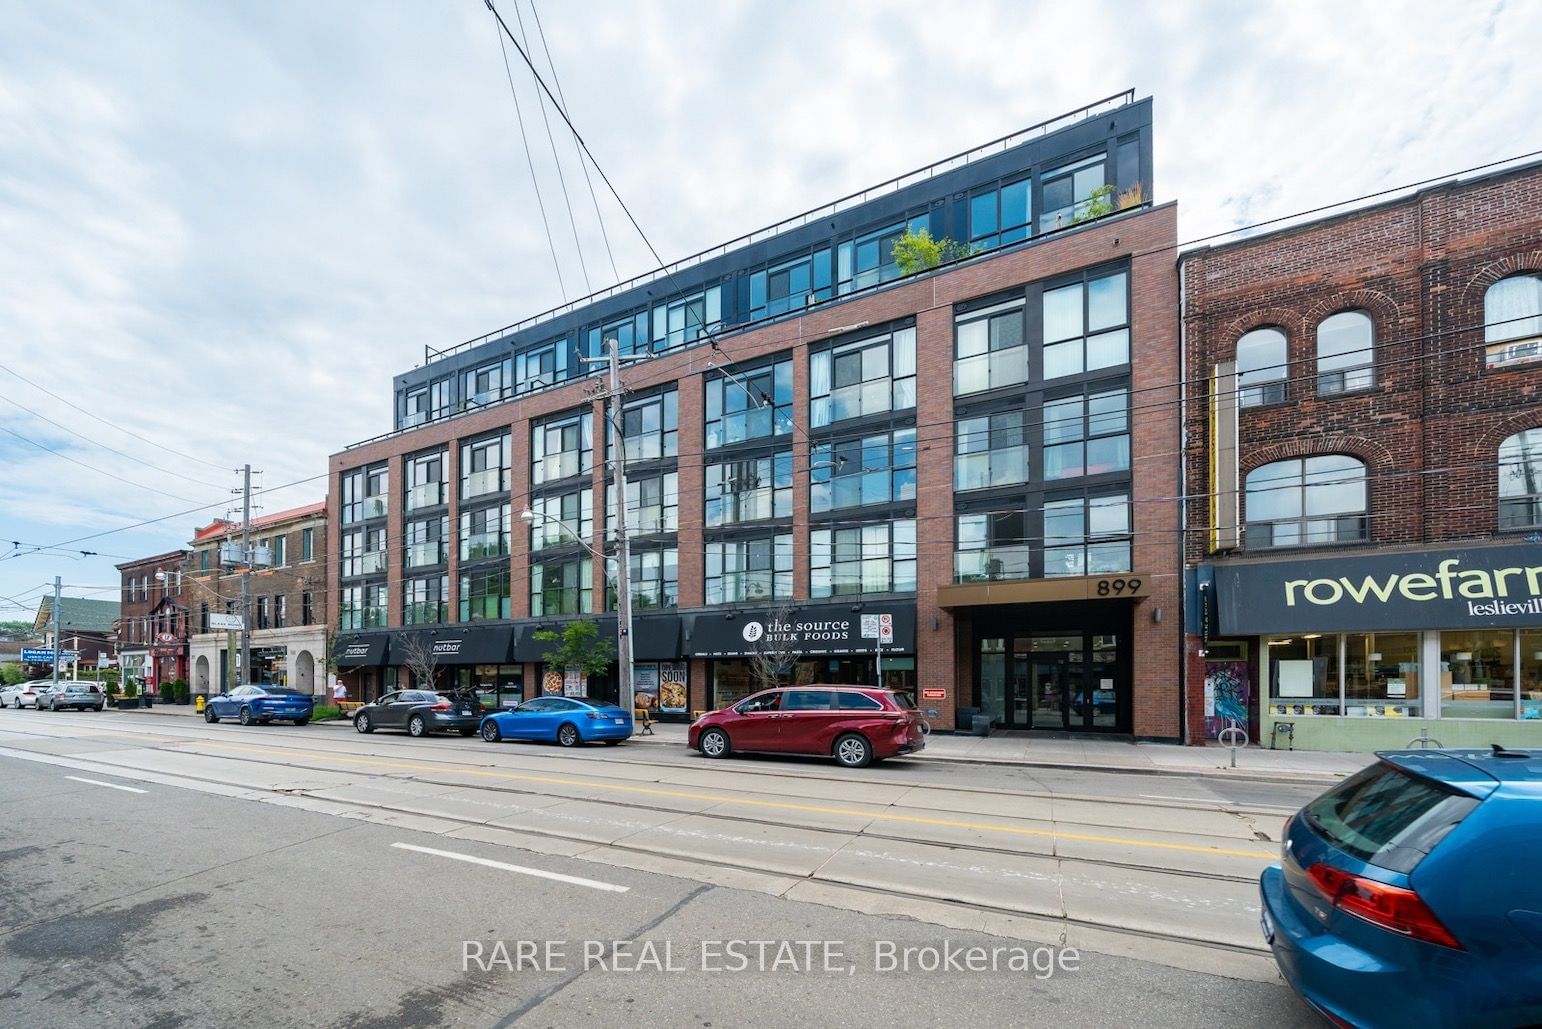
955 546 1033 583
404 541 445 568
463 467 507 499
405 482 445 512
460 533 509 562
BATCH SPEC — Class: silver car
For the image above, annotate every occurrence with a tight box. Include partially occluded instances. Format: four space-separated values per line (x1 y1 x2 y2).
36 682 106 711
0 682 45 709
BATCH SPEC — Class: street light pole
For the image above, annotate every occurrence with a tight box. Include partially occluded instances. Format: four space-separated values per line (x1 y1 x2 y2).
606 339 636 719
240 463 252 687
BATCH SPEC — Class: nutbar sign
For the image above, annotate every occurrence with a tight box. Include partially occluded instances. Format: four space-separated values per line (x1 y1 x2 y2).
1214 544 1542 635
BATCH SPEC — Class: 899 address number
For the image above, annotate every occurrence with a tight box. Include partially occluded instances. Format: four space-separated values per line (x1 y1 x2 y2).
1094 577 1144 597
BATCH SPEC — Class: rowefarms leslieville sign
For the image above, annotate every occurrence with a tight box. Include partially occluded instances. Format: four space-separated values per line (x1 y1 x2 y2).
1215 544 1542 634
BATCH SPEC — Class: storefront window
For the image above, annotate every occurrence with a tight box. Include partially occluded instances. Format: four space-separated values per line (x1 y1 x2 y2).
1344 632 1421 717
1439 630 1515 719
1266 635 1340 715
1519 630 1542 721
456 664 523 711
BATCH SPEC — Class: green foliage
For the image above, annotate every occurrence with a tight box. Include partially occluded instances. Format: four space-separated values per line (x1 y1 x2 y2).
0 620 33 640
891 229 984 276
1070 184 1116 225
122 681 139 699
533 621 616 681
105 678 120 696
0 663 26 686
311 704 345 721
172 679 190 702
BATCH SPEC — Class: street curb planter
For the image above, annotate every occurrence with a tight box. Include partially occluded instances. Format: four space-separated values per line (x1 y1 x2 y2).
116 696 140 710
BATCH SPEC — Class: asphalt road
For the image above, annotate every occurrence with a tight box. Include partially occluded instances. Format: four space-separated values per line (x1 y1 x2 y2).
0 754 1319 1028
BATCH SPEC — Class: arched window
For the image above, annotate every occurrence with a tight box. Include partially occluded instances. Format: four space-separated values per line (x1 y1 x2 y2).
1245 455 1367 548
1235 327 1287 407
1499 428 1542 529
1484 275 1542 371
1316 310 1374 396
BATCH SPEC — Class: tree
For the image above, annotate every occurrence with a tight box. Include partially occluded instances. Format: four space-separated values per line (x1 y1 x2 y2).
0 663 26 686
0 620 33 641
533 621 616 692
748 599 805 691
395 632 443 693
891 228 982 276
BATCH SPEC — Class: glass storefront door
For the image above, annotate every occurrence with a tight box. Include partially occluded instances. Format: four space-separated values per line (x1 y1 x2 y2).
972 607 1129 732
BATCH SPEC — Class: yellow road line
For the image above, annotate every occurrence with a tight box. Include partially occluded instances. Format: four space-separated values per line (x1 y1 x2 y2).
185 739 1274 860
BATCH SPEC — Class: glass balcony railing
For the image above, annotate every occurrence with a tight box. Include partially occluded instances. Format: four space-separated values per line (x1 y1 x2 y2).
460 533 509 561
404 541 444 568
954 545 1032 583
462 468 506 499
405 482 444 511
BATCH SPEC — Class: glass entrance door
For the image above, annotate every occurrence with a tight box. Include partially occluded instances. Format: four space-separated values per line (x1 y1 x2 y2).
975 620 1127 732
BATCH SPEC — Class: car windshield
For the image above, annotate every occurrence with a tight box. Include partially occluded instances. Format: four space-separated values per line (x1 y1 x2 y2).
1304 761 1481 873
262 687 302 696
887 691 917 709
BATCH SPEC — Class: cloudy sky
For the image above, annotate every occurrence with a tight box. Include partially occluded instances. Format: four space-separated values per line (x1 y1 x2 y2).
0 0 1535 621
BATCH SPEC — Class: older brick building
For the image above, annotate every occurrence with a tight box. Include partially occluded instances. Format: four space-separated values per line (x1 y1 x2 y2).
330 92 1185 738
1182 160 1542 751
116 550 191 696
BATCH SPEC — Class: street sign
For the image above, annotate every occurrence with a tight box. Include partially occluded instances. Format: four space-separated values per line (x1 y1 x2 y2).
21 648 78 664
922 688 946 700
208 613 243 631
861 613 895 644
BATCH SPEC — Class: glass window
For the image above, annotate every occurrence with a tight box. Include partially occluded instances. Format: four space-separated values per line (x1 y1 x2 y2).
514 339 568 394
461 433 511 501
461 566 512 621
403 515 448 569
652 285 723 350
1042 270 1129 379
1245 455 1367 548
301 527 314 562
404 575 449 625
955 509 1031 583
837 216 928 296
705 452 792 525
530 556 592 616
428 378 453 422
1520 629 1542 721
1440 630 1516 719
617 390 678 463
607 546 677 611
462 360 511 409
750 252 830 320
1344 632 1422 717
401 386 429 429
704 358 793 448
460 503 511 562
704 534 793 605
810 521 916 597
1303 762 1478 874
1040 154 1107 231
810 328 916 427
1316 311 1374 396
529 489 593 553
364 466 388 519
587 309 651 359
531 410 593 485
1484 274 1542 370
404 451 446 512
1265 635 1341 715
954 299 1028 396
955 411 1029 492
1236 327 1288 407
363 583 387 628
1043 492 1131 577
969 178 1031 249
811 429 915 513
607 471 679 538
1042 387 1130 480
1499 428 1542 529
341 527 387 578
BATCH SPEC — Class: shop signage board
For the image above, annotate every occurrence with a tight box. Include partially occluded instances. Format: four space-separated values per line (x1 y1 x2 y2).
21 648 77 664
208 613 243 631
1214 544 1542 634
687 605 915 657
921 688 947 700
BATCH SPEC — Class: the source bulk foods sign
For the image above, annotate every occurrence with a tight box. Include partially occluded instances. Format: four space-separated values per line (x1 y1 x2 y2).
1215 545 1542 635
687 606 916 657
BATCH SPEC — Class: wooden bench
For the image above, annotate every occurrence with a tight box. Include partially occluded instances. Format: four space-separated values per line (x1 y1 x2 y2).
337 701 365 715
633 708 655 735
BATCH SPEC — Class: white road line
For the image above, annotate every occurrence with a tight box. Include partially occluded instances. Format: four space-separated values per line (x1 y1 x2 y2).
1139 794 1209 802
65 775 147 794
389 842 630 893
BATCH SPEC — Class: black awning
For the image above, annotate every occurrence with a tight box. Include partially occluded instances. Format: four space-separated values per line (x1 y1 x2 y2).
684 603 916 657
633 615 681 660
333 634 388 668
389 625 514 666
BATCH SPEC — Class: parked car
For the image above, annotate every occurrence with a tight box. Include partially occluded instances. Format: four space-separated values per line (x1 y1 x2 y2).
353 690 482 737
479 696 631 747
203 684 314 726
688 685 926 768
1 681 45 709
36 682 106 711
1260 747 1542 1028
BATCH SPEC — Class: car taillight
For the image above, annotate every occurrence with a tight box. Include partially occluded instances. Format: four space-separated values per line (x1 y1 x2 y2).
585 712 600 719
431 702 451 711
1307 863 1462 949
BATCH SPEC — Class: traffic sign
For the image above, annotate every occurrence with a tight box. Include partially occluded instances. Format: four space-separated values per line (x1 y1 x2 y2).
859 614 895 644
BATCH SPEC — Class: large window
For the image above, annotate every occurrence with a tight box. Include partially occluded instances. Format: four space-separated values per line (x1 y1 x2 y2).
609 546 678 610
607 472 678 537
1485 275 1542 370
969 178 1031 250
750 251 831 320
810 328 916 427
954 299 1028 396
1236 327 1288 407
341 527 387 578
1042 269 1129 379
404 575 448 625
461 567 511 621
705 534 792 605
460 503 511 562
810 521 916 597
705 453 792 525
1042 387 1130 480
1316 310 1374 396
404 451 446 512
530 557 592 616
429 378 453 422
403 515 449 569
704 358 793 449
341 465 387 523
837 216 928 295
652 286 722 350
810 429 916 513
1499 428 1542 529
1042 492 1131 577
532 411 593 486
1245 455 1367 548
955 410 1029 491
401 387 429 429
587 310 651 359
1040 154 1106 231
515 339 568 393
618 390 678 463
461 433 511 501
462 360 511 409
529 489 593 552
956 510 1030 583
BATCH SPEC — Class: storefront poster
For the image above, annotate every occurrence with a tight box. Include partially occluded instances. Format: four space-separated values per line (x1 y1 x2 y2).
658 662 688 715
562 668 584 697
1203 661 1249 740
633 665 660 711
541 667 564 696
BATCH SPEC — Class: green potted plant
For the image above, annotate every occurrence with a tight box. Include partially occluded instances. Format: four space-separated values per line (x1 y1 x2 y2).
172 678 190 705
119 682 140 710
104 679 120 707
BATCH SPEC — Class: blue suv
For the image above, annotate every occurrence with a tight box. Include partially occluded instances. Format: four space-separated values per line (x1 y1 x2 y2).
1260 747 1542 1027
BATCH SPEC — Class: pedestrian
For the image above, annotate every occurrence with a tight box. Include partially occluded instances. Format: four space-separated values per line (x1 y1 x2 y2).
332 679 347 709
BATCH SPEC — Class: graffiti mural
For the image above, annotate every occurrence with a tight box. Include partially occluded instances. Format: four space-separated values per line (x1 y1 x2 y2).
1204 661 1250 740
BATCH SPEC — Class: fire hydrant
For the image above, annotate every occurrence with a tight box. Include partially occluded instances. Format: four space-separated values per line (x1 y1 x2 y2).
195 695 206 713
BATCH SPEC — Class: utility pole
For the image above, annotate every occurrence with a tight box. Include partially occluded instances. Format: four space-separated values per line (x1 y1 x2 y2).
240 463 252 687
50 575 61 686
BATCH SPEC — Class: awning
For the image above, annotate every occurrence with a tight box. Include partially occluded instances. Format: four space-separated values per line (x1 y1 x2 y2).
684 603 915 658
510 615 683 663
333 633 388 668
935 574 1151 608
389 625 514 666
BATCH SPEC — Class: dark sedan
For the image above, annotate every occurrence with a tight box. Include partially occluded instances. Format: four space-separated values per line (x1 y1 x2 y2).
353 690 482 738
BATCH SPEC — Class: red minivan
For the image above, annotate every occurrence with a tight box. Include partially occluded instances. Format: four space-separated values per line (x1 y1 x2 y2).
688 685 926 768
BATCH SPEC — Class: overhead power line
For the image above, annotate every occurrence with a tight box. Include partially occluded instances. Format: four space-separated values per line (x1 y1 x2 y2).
0 423 200 504
492 14 568 299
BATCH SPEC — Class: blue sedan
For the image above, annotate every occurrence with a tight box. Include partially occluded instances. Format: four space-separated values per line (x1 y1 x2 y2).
204 684 315 726
479 696 632 748
1260 746 1542 1028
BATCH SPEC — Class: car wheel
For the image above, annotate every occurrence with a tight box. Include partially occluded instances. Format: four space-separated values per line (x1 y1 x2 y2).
458 728 476 737
94 704 104 712
238 706 253 726
834 733 873 769
556 722 580 748
355 713 373 734
408 714 427 738
480 719 502 743
204 706 219 723
699 728 730 759
293 718 309 726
